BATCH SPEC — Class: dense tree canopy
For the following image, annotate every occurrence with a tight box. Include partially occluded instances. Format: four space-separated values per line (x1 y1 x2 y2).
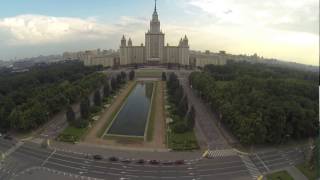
162 72 167 81
66 106 76 124
0 61 106 132
80 97 90 119
129 70 135 80
189 62 319 145
93 90 102 106
167 73 195 133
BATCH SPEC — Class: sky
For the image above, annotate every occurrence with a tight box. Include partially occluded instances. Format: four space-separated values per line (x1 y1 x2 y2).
0 0 318 65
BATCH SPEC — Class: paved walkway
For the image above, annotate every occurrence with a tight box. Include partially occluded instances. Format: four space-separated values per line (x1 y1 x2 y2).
176 71 235 149
285 166 308 180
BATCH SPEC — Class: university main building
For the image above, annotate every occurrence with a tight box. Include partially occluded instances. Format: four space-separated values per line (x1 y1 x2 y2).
63 1 260 67
119 1 190 66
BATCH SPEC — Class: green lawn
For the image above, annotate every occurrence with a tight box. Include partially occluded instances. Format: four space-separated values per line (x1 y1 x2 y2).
266 171 294 180
168 130 199 151
146 82 157 141
136 70 162 78
296 163 318 180
165 84 199 151
57 126 88 143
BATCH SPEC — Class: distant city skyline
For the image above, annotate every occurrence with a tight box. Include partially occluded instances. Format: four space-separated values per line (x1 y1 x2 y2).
0 0 318 65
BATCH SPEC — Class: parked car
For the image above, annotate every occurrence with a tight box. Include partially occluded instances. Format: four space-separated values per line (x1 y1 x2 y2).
162 161 174 165
3 135 13 140
149 160 160 165
136 159 145 164
93 155 103 160
121 159 131 164
109 156 119 162
174 160 185 165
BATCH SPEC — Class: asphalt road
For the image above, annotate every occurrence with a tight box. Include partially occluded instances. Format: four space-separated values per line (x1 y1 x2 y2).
249 148 305 174
0 136 308 180
0 140 251 180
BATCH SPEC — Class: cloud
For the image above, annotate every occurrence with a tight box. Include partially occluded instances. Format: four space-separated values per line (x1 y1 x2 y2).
0 8 318 65
183 0 319 34
0 14 118 45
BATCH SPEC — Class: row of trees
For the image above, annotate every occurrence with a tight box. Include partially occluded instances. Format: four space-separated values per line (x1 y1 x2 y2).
167 73 195 133
189 62 318 145
6 72 107 131
0 61 105 132
66 71 133 129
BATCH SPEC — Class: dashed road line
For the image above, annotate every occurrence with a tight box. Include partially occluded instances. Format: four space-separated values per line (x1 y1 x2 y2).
255 153 270 172
41 148 56 166
205 149 237 158
240 155 261 180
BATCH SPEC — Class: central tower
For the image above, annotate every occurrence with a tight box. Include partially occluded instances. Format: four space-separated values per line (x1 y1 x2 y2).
145 0 165 64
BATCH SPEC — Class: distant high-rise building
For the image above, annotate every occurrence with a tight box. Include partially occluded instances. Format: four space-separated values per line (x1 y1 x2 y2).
71 0 229 68
119 0 189 66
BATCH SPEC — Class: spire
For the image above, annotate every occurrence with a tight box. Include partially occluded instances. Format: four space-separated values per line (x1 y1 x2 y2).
152 0 158 20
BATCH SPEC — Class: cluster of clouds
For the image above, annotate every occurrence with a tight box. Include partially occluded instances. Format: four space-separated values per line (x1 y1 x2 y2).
0 15 117 45
0 0 318 65
184 0 318 34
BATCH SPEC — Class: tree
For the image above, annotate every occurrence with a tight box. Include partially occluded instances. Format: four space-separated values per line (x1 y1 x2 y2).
66 106 75 124
77 118 89 128
103 83 110 98
94 90 102 106
186 105 196 130
129 70 135 80
177 96 189 117
162 72 167 81
172 86 184 105
116 74 122 85
172 120 188 133
111 77 117 92
8 108 22 130
121 71 127 82
80 97 90 119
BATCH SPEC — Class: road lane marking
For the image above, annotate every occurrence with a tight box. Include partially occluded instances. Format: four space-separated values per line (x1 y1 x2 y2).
2 141 24 159
202 150 208 158
196 164 246 172
255 154 270 172
41 149 56 166
198 169 248 177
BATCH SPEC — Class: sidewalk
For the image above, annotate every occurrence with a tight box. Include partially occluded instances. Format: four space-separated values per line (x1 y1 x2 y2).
285 166 308 180
263 166 309 180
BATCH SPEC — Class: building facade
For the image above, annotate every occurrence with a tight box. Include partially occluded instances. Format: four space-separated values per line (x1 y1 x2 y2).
66 1 234 68
120 2 190 66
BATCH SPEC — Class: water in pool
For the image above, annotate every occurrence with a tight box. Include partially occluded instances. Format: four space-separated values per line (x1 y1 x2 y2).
106 82 154 137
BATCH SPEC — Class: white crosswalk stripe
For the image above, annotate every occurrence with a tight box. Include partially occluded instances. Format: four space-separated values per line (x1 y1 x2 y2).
206 149 237 158
240 155 261 180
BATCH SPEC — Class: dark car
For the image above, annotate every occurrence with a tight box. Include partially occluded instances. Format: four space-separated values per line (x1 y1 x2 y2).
162 161 174 165
149 160 160 165
93 155 103 160
3 135 13 140
174 160 185 165
109 156 119 162
121 159 131 164
136 159 145 164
